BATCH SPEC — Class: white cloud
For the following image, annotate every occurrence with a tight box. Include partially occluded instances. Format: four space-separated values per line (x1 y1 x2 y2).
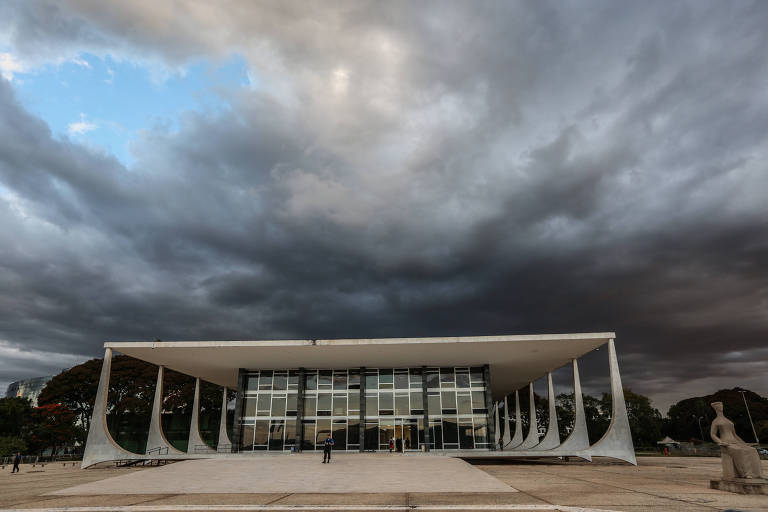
67 113 97 135
71 56 91 68
0 52 25 80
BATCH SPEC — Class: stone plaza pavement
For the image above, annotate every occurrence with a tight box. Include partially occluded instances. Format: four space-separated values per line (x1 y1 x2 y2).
0 455 766 511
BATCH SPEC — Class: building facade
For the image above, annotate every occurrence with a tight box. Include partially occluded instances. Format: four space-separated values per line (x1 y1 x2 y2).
81 333 636 468
236 366 491 453
5 375 53 406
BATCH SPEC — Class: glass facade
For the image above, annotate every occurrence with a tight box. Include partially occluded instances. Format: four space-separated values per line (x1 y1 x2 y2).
237 366 490 452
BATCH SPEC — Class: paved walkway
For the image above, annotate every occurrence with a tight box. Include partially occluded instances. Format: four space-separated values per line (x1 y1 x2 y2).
1 456 766 511
50 454 516 495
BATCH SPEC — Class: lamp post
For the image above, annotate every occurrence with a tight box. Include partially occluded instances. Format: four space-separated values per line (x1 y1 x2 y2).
738 390 759 444
697 416 705 441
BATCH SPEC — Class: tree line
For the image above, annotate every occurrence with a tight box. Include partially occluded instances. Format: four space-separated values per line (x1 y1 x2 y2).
1 356 765 456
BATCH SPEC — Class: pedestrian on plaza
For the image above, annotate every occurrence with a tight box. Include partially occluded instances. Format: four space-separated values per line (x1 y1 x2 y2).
11 452 22 473
396 437 402 453
388 438 394 453
322 434 334 463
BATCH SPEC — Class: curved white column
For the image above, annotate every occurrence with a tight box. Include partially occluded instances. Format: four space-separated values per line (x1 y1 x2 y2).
218 386 233 451
493 401 501 448
508 390 524 448
501 396 512 449
513 384 540 450
532 372 560 450
146 366 184 455
187 377 215 453
81 348 144 468
586 339 636 465
557 359 590 453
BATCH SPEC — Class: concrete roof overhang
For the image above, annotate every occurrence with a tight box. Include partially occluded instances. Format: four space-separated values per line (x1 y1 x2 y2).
106 332 614 400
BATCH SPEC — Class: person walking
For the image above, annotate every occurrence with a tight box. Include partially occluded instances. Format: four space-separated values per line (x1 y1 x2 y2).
388 438 394 453
11 452 22 473
322 434 334 463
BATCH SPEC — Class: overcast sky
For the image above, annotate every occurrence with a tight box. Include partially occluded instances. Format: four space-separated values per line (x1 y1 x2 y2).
1 1 766 412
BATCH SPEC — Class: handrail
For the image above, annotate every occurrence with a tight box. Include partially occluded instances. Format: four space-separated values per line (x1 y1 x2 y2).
146 446 169 455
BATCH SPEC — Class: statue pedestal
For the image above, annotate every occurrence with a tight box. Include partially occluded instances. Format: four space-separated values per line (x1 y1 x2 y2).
710 478 768 495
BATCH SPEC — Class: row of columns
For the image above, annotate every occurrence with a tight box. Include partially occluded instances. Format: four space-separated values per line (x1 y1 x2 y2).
489 340 636 464
81 348 233 468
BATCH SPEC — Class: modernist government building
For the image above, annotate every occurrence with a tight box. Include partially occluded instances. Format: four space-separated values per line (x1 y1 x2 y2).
82 333 635 467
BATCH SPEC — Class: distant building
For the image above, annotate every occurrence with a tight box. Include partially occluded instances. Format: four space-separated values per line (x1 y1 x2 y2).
5 375 53 406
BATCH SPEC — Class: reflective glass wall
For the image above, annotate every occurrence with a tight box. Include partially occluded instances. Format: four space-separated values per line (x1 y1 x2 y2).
237 366 490 452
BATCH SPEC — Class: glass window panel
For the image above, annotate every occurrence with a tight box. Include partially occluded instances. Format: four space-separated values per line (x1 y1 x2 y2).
459 421 474 449
318 370 333 389
395 394 409 415
428 393 441 414
286 393 297 412
269 420 285 450
288 371 299 389
348 419 360 447
271 397 286 417
410 391 423 412
364 422 378 450
333 393 347 416
257 394 271 416
418 418 425 446
317 393 331 411
332 420 346 450
440 368 455 387
303 396 316 417
443 418 458 445
365 371 378 390
457 393 472 415
246 376 259 393
273 374 287 390
471 391 486 409
365 394 378 415
258 370 273 390
348 370 360 389
333 372 347 390
348 391 360 412
441 391 456 408
302 420 315 451
284 420 296 447
306 372 318 390
316 419 331 445
426 370 440 389
409 369 422 389
430 420 443 450
470 367 484 384
379 392 393 414
240 424 255 451
473 418 488 444
394 372 409 390
379 369 393 383
243 397 257 417
456 372 470 389
254 420 269 445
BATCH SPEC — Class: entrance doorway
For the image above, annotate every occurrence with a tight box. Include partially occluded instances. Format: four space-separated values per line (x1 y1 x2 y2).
379 418 419 452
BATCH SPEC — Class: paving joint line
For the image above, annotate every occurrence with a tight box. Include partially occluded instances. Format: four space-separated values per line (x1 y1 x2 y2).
529 467 722 510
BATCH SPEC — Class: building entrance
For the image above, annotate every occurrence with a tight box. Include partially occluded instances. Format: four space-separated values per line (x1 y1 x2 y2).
379 417 419 451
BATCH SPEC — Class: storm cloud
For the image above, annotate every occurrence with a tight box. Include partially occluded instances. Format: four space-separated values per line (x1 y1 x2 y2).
1 0 767 411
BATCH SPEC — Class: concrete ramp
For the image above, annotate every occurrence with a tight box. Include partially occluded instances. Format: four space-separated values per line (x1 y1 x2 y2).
51 455 516 495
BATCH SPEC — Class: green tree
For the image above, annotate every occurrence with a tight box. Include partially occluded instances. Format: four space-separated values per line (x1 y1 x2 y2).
27 403 76 456
0 436 28 457
665 388 767 442
0 396 33 437
38 358 103 442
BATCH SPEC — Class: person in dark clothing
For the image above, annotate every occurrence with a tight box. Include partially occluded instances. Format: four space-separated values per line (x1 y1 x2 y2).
11 452 22 473
322 434 334 463
395 438 402 453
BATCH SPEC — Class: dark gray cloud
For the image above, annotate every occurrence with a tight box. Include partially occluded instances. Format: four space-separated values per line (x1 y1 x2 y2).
1 1 767 411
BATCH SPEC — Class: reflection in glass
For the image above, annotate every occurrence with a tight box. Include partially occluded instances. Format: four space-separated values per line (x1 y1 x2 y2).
333 394 347 416
426 370 439 389
410 391 423 412
456 372 470 388
348 391 360 412
395 394 409 415
457 393 472 415
379 392 393 415
273 373 287 390
259 371 272 390
254 420 269 445
240 424 255 451
271 397 286 417
244 397 257 417
257 394 271 416
365 394 378 415
394 371 409 389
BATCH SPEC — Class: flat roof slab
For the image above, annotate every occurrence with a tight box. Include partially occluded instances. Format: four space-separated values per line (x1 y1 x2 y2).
51 455 516 494
106 332 614 398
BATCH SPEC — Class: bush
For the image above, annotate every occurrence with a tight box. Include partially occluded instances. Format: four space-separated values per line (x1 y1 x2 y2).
0 436 28 457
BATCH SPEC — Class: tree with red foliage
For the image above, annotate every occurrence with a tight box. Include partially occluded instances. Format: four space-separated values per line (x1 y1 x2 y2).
27 403 76 456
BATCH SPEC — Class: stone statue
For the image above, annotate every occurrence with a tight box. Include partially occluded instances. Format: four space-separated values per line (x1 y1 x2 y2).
710 401 763 479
